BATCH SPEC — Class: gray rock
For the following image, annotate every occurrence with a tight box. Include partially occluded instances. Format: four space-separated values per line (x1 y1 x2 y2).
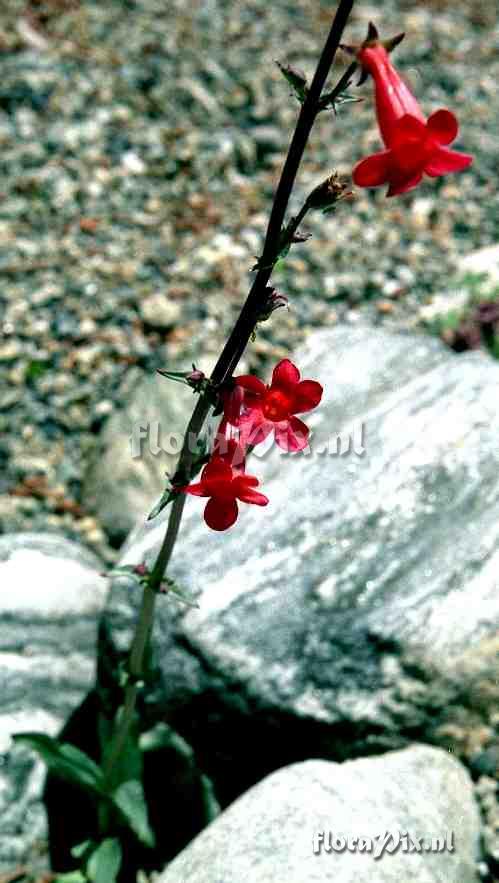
0 533 108 872
158 745 481 883
83 367 195 543
112 325 499 803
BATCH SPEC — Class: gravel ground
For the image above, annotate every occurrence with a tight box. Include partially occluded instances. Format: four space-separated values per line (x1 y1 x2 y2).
0 0 498 562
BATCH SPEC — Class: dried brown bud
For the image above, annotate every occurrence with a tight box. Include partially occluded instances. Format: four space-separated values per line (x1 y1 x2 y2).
257 287 289 322
291 231 312 244
306 173 353 212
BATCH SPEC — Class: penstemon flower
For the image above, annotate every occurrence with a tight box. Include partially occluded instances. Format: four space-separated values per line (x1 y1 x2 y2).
180 359 322 529
346 24 473 197
179 450 268 530
224 359 323 453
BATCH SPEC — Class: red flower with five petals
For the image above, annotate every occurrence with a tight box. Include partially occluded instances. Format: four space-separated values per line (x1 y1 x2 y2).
225 359 323 453
351 26 473 197
180 451 268 531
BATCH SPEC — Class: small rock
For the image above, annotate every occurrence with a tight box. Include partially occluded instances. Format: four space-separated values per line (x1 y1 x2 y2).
140 293 182 329
0 390 18 410
79 217 99 234
376 299 395 314
79 317 98 337
93 399 113 418
121 150 146 174
411 196 435 230
0 341 21 362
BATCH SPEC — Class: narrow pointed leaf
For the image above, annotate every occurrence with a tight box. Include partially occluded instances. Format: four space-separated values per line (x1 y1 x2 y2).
112 779 155 848
87 838 122 883
147 485 176 520
163 581 200 609
13 732 104 795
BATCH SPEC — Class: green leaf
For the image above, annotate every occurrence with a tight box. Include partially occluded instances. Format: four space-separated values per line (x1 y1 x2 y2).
87 838 122 883
139 722 177 754
112 779 155 848
275 60 308 103
200 773 221 823
97 713 113 758
156 368 190 383
139 722 192 758
26 359 47 381
162 580 200 609
13 732 104 795
52 873 87 883
147 484 176 520
71 839 95 859
320 90 362 113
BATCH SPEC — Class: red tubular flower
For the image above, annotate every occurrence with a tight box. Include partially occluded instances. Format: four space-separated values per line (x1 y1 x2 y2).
350 25 473 197
180 453 268 531
225 359 323 453
220 384 245 428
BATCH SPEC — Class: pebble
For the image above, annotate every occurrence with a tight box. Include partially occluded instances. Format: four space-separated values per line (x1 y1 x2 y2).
94 400 114 418
0 341 21 361
140 293 182 329
0 391 19 410
376 300 395 314
121 151 147 175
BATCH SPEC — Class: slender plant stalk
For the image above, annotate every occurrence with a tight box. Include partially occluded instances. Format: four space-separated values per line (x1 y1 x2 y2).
104 0 356 787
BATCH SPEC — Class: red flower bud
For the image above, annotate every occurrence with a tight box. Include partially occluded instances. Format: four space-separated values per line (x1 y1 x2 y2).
187 368 206 385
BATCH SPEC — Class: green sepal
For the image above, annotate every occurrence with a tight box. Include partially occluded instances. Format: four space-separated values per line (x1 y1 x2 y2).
319 89 362 113
276 60 308 103
147 483 177 520
160 578 200 608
